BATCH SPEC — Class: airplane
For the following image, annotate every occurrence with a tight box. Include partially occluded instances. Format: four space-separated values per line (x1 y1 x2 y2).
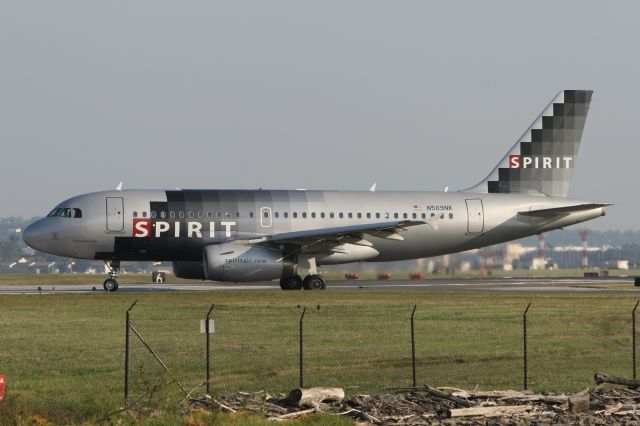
23 90 609 292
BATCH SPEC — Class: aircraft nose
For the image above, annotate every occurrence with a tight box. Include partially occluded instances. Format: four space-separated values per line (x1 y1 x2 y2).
23 220 48 251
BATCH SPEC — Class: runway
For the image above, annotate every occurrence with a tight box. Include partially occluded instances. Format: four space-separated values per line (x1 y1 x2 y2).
0 277 637 294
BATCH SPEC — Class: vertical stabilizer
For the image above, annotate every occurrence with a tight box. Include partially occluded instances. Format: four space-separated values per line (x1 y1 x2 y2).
464 90 593 197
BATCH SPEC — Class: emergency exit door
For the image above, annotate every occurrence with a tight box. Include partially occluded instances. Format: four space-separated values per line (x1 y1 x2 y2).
260 207 272 228
106 197 124 232
465 199 484 234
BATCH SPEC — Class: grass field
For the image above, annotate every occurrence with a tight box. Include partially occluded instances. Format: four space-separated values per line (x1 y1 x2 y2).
1 289 640 424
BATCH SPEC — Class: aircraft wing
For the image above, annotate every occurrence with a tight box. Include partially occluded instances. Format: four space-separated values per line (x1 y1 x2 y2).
249 220 426 250
518 203 610 218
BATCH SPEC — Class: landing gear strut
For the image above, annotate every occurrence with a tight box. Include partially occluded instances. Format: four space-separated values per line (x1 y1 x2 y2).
104 260 120 292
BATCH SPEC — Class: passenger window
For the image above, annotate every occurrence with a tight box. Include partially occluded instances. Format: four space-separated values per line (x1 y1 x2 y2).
366 213 371 219
161 211 167 219
385 213 390 219
263 211 269 218
302 212 307 218
330 213 334 218
394 213 399 219
225 212 231 218
376 213 380 219
73 208 82 218
133 211 138 218
421 213 426 219
311 212 316 218
321 212 325 218
440 213 445 219
178 211 185 219
431 213 435 217
216 212 222 218
236 212 240 218
170 211 176 219
275 212 279 218
207 211 212 218
250 212 254 218
412 213 417 219
197 211 203 219
151 211 157 219
403 213 408 219
339 212 344 219
449 213 454 219
357 213 362 219
188 211 194 218
284 212 289 218
348 213 353 219
293 212 298 218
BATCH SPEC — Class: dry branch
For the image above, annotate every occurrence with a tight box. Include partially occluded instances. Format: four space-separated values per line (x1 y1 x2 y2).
448 405 533 418
595 373 640 389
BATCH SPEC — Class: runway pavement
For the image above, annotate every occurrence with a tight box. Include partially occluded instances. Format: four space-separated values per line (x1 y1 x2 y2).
0 277 637 294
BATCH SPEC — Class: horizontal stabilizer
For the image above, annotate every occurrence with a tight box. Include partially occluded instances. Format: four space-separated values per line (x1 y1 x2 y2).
519 203 610 217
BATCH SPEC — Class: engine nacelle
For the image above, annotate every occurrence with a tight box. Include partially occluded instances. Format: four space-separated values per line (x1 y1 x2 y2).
172 261 205 280
203 243 297 282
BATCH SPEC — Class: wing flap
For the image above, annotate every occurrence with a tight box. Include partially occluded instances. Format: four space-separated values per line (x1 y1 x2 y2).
251 220 425 247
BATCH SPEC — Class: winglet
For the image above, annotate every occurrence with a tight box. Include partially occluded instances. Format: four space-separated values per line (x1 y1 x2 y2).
116 181 123 191
369 183 377 192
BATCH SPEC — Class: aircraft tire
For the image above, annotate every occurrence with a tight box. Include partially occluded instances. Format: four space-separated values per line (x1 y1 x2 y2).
304 275 325 290
280 275 302 291
103 278 119 292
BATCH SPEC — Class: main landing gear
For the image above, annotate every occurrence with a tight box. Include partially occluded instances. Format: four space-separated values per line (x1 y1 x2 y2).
279 274 326 291
103 260 120 292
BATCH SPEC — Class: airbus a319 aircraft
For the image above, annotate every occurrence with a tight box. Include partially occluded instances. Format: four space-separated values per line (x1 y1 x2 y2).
24 90 608 291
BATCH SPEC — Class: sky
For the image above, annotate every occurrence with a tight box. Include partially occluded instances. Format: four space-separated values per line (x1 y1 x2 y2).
0 1 638 230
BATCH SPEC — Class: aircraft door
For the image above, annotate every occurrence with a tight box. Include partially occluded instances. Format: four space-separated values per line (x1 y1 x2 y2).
260 207 272 228
465 199 484 234
106 197 124 232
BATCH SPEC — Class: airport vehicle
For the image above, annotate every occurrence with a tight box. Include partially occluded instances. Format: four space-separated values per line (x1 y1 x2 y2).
23 90 608 291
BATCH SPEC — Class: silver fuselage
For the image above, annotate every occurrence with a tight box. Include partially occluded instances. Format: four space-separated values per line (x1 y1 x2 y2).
23 189 606 264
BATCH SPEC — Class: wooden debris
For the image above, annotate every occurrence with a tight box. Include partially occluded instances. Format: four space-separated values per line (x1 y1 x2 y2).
595 373 640 388
187 384 640 425
569 393 590 413
449 404 532 418
287 387 345 407
269 407 316 421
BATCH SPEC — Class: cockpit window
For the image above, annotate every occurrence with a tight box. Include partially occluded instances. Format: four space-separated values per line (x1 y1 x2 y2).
46 207 81 218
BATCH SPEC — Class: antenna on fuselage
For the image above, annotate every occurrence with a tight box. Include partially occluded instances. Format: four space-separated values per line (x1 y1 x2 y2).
369 183 377 192
116 181 123 191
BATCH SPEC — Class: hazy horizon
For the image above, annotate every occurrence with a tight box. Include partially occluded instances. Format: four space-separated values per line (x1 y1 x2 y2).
1 1 638 230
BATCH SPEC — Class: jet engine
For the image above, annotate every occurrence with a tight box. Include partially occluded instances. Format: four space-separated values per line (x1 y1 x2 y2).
203 243 297 282
172 261 206 280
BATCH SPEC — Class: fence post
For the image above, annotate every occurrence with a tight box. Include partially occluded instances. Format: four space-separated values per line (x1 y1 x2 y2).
124 300 138 404
411 305 417 388
299 307 306 388
633 301 639 380
523 302 531 391
206 304 214 395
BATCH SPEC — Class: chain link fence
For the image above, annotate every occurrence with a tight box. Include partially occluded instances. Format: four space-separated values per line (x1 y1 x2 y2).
124 301 640 405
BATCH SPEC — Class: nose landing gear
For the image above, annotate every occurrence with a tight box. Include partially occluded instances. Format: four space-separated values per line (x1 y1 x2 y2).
103 260 120 292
